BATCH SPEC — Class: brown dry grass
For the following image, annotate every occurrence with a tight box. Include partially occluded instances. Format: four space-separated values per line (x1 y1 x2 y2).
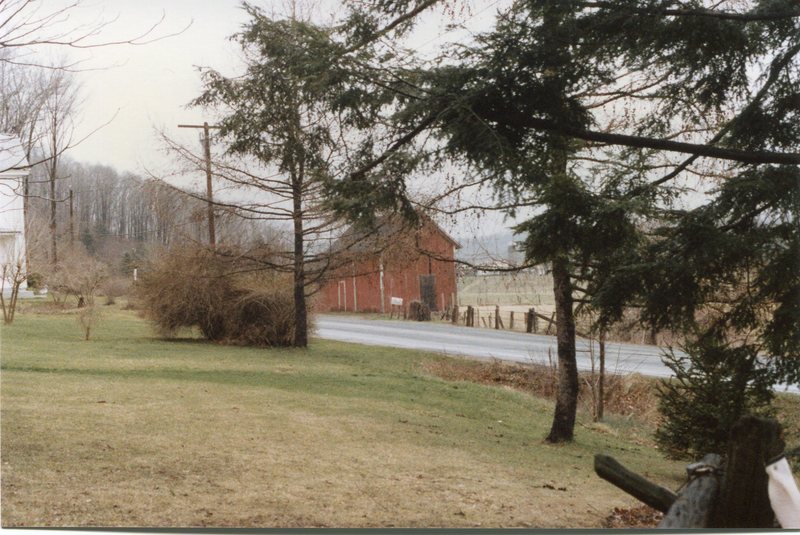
422 358 660 424
422 356 800 470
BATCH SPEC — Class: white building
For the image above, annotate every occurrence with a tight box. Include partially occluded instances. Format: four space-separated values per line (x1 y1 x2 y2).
0 134 29 294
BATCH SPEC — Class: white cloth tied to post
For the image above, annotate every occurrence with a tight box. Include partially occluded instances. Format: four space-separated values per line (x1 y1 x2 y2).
766 456 800 528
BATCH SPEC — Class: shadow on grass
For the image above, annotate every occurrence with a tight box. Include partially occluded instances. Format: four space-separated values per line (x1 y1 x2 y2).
0 362 511 420
157 337 211 345
155 336 307 350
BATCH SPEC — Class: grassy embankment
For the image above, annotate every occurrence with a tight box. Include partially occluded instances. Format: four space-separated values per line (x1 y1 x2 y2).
2 303 691 527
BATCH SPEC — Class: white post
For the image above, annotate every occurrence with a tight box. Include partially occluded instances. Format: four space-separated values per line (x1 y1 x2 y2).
379 255 385 314
352 262 358 312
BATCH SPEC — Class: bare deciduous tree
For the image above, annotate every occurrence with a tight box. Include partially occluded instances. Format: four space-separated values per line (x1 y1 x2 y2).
0 242 27 324
0 0 184 70
37 68 80 265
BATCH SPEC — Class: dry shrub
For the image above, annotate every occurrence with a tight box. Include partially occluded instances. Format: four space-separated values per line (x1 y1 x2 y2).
423 358 659 419
598 373 659 420
137 246 229 340
29 301 69 314
227 291 297 346
44 246 108 306
77 305 102 340
408 300 431 321
136 244 297 346
101 276 132 305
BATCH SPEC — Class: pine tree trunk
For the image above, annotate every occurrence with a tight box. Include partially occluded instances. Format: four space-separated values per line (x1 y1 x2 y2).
293 224 307 348
598 330 605 421
539 1 579 442
291 164 308 348
546 256 579 443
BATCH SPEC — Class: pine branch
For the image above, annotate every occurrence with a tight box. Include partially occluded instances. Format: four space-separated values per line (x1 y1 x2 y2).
580 2 800 22
512 116 800 165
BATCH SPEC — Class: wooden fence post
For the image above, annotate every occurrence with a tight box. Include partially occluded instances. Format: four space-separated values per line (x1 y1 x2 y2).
510 311 514 330
495 305 500 329
659 454 722 528
710 416 784 528
452 305 459 325
526 307 536 333
595 416 785 529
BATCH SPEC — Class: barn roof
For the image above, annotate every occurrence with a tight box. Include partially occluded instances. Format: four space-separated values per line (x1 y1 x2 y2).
422 213 461 249
334 212 461 255
0 134 28 178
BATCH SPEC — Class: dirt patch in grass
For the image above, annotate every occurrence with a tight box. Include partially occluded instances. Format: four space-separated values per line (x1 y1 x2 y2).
603 505 663 528
422 357 660 423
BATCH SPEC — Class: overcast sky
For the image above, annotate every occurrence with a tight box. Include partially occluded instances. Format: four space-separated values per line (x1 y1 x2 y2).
66 0 264 173
60 1 506 172
36 0 517 243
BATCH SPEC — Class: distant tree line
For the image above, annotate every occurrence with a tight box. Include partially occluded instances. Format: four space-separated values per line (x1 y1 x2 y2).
23 158 271 271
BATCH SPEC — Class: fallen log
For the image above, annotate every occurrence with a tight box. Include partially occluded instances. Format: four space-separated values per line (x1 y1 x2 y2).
594 454 677 513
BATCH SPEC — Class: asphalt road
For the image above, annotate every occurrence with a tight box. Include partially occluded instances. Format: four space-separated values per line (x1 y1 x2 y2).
316 314 674 377
315 315 798 394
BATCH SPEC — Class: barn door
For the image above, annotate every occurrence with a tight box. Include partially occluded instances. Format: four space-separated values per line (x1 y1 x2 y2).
419 274 437 311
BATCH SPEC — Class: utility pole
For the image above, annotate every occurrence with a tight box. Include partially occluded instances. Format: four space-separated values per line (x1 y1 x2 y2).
69 188 74 247
178 122 220 246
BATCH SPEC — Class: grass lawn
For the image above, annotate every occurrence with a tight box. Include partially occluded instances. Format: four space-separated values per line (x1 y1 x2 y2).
1 303 686 528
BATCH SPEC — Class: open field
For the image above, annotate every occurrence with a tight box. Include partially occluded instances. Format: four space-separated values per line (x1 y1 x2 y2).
1 304 688 527
457 274 668 345
459 273 554 308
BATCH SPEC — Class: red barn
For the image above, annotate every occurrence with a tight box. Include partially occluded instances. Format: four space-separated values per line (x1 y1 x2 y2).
318 214 459 313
